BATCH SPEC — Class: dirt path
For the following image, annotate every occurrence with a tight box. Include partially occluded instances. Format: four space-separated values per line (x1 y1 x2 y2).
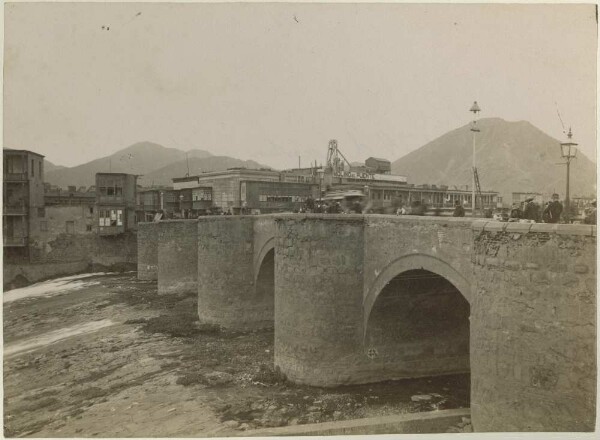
3 273 469 437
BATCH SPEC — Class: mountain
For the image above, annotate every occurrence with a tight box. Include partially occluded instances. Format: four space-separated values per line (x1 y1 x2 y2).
44 160 65 173
138 156 271 187
392 118 596 201
44 142 212 188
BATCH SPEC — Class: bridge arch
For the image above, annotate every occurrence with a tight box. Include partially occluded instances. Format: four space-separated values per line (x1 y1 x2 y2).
364 253 472 335
254 236 275 288
362 253 472 382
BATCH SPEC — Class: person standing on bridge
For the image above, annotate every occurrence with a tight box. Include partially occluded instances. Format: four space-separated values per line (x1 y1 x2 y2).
452 200 465 217
543 193 563 223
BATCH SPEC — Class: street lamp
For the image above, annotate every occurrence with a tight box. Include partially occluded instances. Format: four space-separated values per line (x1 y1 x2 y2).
469 101 481 217
560 127 578 223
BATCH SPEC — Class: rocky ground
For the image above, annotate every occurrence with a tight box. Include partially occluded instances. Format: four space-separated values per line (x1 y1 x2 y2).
4 272 470 437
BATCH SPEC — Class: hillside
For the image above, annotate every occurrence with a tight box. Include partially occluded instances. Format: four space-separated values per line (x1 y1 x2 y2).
44 160 65 173
392 118 596 200
138 156 271 187
44 142 212 188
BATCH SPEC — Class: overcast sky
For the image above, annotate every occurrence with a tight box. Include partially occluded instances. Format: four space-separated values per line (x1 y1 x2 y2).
4 2 597 169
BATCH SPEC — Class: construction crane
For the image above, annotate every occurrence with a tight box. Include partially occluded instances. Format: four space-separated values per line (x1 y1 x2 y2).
325 140 352 175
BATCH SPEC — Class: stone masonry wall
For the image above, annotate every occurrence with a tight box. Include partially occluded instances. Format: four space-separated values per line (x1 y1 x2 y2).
363 216 473 306
274 215 365 386
197 217 272 330
158 220 198 295
137 223 158 280
470 221 596 432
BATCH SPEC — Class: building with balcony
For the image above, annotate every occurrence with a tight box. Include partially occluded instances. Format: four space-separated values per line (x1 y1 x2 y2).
3 149 46 262
95 173 138 235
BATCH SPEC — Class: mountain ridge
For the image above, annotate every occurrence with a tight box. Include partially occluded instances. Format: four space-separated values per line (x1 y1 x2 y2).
392 118 596 201
44 141 214 188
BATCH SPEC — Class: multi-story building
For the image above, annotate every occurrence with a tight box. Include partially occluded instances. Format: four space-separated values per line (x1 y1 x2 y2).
173 168 318 214
3 149 46 262
281 163 500 214
44 186 96 236
95 173 138 235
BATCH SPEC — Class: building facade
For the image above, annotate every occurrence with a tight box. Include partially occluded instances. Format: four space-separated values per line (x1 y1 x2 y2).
173 169 319 214
3 149 46 262
95 173 138 235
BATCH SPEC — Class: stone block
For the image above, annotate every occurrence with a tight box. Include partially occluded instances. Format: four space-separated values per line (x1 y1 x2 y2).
554 224 594 236
574 264 589 274
483 222 506 232
471 220 487 232
530 223 558 234
505 223 533 233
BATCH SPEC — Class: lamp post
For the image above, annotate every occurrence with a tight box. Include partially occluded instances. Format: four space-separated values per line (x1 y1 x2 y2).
560 127 578 223
469 101 481 217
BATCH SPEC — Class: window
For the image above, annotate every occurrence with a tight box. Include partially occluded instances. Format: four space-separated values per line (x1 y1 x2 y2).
99 187 107 196
117 209 123 226
31 159 34 177
40 221 48 232
66 221 75 234
89 207 94 215
107 187 115 196
37 207 45 217
86 225 92 232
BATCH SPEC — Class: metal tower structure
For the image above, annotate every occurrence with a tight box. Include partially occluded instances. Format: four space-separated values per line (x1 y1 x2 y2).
325 140 352 175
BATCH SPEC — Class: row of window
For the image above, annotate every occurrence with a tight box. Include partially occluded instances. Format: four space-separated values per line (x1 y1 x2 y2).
258 195 308 203
98 186 123 197
192 190 212 201
98 209 123 227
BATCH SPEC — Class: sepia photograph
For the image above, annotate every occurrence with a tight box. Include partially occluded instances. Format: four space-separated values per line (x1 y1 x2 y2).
2 1 597 437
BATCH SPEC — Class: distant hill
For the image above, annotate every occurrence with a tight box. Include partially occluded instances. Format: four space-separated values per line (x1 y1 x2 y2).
392 118 596 201
138 156 271 187
44 142 212 188
44 160 65 173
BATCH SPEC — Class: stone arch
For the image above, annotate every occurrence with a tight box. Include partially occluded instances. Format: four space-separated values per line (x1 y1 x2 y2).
363 253 471 334
254 236 275 288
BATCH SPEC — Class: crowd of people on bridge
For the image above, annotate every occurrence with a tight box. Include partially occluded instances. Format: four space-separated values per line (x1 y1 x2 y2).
296 196 373 214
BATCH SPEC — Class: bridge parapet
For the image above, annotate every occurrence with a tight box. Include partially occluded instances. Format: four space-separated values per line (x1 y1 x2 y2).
471 220 596 431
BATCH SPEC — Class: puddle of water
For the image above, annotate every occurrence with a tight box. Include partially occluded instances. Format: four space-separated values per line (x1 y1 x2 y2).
3 272 117 303
4 319 115 357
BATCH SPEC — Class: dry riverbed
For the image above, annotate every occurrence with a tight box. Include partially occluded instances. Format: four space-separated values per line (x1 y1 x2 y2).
3 273 469 437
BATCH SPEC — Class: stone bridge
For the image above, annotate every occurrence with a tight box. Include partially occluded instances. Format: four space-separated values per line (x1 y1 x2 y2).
138 215 596 432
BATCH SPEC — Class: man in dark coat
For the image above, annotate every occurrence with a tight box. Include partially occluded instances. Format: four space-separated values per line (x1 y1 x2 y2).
584 201 596 225
522 197 539 222
543 193 563 223
452 200 465 217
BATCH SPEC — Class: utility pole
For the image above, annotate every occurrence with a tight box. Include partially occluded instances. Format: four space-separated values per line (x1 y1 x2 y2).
469 101 481 216
560 127 578 223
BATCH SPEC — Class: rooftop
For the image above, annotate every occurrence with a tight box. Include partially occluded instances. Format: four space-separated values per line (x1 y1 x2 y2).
3 148 45 158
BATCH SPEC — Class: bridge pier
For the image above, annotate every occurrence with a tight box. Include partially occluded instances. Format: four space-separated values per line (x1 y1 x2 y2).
274 216 365 386
197 217 273 330
137 223 158 280
157 220 198 295
470 222 596 431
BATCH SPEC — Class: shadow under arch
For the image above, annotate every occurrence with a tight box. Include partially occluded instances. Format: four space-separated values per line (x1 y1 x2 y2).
363 253 472 336
254 236 275 289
